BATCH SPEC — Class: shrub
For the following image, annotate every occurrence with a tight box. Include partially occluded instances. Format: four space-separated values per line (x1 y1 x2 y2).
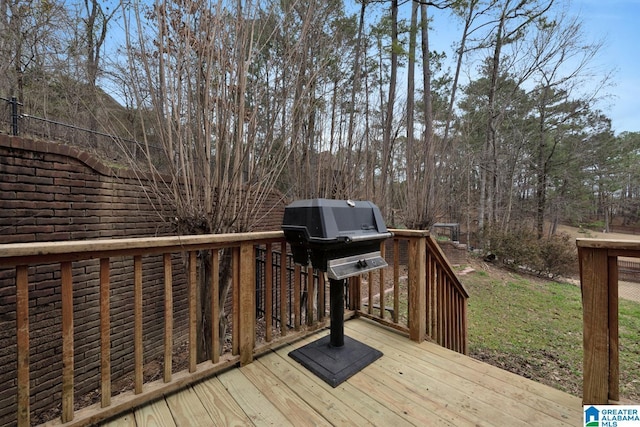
482 228 577 278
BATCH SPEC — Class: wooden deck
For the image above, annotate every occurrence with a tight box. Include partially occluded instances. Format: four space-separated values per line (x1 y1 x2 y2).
102 318 583 427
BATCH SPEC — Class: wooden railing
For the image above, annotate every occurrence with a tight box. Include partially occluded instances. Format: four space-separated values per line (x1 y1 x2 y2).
0 229 468 426
577 238 640 404
352 230 469 354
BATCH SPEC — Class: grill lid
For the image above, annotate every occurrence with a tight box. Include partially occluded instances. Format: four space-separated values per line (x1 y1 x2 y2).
282 198 392 279
282 198 391 244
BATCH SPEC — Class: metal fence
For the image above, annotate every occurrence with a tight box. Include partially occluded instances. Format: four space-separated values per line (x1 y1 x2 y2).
255 247 329 330
619 259 640 283
0 95 145 161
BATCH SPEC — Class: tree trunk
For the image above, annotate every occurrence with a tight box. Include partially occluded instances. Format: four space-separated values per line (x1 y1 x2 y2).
380 0 398 218
479 3 507 233
420 1 434 229
405 0 418 227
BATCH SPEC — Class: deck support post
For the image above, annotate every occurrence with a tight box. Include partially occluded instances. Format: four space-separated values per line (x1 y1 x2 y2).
579 245 618 404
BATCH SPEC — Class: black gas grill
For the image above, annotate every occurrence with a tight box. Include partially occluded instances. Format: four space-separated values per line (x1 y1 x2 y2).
282 198 392 387
282 198 392 279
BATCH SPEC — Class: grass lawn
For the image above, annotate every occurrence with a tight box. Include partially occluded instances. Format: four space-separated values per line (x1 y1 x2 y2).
457 259 640 401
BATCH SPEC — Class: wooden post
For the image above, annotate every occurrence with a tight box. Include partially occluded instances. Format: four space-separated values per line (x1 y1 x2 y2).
280 241 288 337
379 242 386 319
239 242 256 366
393 239 399 323
163 254 173 382
211 249 220 364
579 246 610 404
318 270 325 321
293 264 301 330
61 262 74 422
608 255 619 402
307 266 315 326
134 256 144 393
347 276 362 311
265 244 273 341
408 236 426 342
232 247 240 356
426 252 433 339
188 252 197 372
367 270 374 315
16 265 30 427
100 258 111 406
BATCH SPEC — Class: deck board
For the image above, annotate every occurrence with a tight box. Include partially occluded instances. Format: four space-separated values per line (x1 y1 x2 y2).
191 378 253 426
240 361 333 426
345 320 581 426
217 368 295 427
104 318 583 427
165 387 213 427
257 346 375 427
134 399 176 427
272 337 411 427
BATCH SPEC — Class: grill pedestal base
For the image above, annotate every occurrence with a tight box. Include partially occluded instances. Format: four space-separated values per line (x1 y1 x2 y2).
288 278 382 387
288 335 382 387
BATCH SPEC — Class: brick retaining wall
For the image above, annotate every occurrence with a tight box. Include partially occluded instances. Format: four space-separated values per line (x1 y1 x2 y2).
0 135 285 425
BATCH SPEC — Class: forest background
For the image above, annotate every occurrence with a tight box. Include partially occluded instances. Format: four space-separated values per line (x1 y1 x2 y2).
3 0 640 247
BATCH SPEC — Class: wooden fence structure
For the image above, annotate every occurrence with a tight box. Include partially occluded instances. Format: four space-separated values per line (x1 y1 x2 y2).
577 238 640 404
0 229 468 426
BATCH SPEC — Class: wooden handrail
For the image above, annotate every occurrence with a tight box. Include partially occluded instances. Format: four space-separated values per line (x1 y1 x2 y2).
577 238 640 404
1 229 469 426
425 235 469 354
355 229 469 355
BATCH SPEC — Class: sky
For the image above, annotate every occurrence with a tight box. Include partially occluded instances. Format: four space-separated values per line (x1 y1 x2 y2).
423 0 640 135
108 1 640 135
350 0 640 135
575 0 640 134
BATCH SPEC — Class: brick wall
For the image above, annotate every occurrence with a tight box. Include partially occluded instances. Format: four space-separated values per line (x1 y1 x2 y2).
0 135 286 425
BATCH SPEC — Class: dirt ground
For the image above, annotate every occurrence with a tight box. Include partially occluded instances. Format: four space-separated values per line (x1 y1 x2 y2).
556 223 640 242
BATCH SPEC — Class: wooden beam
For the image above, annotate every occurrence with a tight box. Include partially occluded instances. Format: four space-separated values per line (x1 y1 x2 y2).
0 232 284 263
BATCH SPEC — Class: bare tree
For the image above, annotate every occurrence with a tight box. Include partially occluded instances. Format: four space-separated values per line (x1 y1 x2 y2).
116 0 344 360
83 0 118 133
526 11 608 237
379 0 399 218
477 0 554 231
0 0 65 101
